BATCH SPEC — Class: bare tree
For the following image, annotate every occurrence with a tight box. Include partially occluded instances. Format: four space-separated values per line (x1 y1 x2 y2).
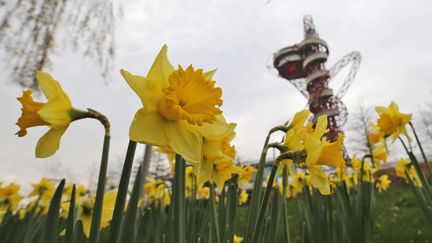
39 159 75 182
415 102 432 157
345 103 375 155
0 0 120 88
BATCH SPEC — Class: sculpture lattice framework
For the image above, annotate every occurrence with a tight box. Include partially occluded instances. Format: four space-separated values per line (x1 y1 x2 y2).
273 15 361 145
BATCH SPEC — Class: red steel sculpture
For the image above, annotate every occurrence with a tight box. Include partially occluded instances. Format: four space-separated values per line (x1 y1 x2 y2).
273 15 361 150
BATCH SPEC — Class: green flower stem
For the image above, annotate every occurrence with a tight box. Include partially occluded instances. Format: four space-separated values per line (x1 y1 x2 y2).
405 169 432 224
210 183 221 243
244 133 271 241
173 154 186 243
409 122 432 177
89 135 111 243
251 161 278 243
109 140 137 243
73 108 112 243
282 166 291 243
398 137 432 200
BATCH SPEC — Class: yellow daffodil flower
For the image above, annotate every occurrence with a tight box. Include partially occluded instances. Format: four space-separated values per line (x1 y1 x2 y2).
303 115 345 195
0 183 22 216
375 101 412 142
239 190 248 205
352 158 376 184
121 45 233 164
196 186 210 200
63 184 89 202
199 160 242 191
394 157 422 187
73 191 117 238
237 165 257 188
29 177 55 201
144 177 171 205
372 143 388 168
197 127 240 190
234 234 244 243
16 71 87 158
289 109 310 130
376 174 391 192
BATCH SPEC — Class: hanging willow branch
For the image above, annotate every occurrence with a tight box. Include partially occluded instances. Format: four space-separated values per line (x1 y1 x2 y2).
0 0 119 88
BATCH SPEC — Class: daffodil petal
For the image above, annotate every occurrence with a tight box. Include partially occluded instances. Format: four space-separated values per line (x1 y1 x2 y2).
147 45 174 87
129 108 168 146
120 69 162 109
81 218 91 238
165 121 202 164
204 69 217 79
309 166 330 195
191 115 236 140
290 109 309 129
35 126 68 158
36 71 72 105
305 135 324 166
313 115 328 138
37 97 72 129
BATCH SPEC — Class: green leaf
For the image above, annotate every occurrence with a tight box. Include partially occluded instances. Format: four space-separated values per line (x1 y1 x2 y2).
120 164 143 243
65 185 76 243
244 134 271 241
251 162 278 243
74 220 85 243
39 179 65 243
108 140 137 243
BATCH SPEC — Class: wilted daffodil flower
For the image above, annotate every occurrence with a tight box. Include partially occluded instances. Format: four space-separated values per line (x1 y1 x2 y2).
16 72 88 158
375 101 412 142
121 45 232 164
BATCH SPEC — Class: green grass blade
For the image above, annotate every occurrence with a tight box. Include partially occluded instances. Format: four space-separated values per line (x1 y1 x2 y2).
39 179 65 243
108 140 137 243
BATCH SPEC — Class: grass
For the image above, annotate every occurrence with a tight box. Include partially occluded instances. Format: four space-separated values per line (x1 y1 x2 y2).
235 187 432 242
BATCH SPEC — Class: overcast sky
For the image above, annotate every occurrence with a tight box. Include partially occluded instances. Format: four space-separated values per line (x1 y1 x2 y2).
1 0 431 189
